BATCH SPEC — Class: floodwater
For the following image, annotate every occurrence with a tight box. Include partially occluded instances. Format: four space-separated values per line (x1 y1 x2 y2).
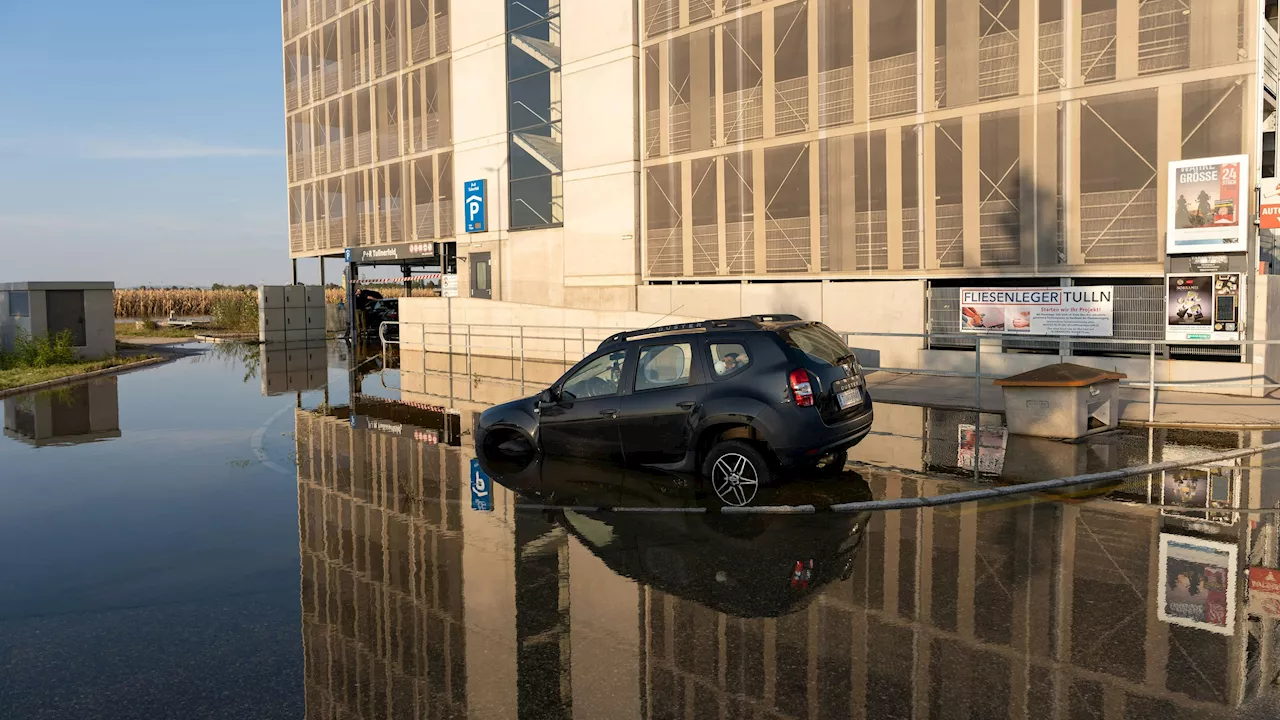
3 341 1280 719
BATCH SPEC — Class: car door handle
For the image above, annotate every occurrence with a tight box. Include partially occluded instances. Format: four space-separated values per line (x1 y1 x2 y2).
676 401 697 410
600 409 618 419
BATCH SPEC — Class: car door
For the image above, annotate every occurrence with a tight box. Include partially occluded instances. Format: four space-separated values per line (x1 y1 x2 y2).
538 348 629 462
616 341 706 465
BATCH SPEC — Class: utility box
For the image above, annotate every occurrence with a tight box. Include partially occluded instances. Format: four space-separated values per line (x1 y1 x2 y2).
0 281 115 360
995 363 1127 440
259 284 326 344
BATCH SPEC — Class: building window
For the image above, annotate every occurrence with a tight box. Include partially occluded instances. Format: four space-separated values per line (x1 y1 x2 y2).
8 291 29 317
506 0 563 230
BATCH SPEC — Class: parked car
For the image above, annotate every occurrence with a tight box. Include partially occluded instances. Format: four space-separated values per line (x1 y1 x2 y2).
360 295 398 339
474 315 874 488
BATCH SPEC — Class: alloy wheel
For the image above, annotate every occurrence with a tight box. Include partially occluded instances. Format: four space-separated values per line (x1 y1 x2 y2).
711 453 759 506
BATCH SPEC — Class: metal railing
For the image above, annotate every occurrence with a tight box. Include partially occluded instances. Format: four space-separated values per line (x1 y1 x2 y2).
376 321 1280 426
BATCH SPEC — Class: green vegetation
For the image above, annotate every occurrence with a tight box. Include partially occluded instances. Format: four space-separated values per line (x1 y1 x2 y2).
210 292 259 332
114 322 202 339
0 331 160 392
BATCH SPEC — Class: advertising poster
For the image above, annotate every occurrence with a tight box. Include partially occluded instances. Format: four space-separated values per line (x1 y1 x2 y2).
1166 275 1213 339
1160 464 1238 526
1158 534 1237 635
1167 155 1249 254
959 287 1113 337
1248 567 1280 618
957 424 1008 475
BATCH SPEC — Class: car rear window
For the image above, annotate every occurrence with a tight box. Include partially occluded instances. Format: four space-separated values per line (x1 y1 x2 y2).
781 323 851 366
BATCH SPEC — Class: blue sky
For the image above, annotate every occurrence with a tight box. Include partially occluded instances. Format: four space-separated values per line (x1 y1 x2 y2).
0 0 292 287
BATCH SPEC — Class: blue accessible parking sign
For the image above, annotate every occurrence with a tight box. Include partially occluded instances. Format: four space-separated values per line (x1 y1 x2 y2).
471 458 493 512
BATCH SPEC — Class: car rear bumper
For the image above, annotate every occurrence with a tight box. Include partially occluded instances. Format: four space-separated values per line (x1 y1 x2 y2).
771 404 874 467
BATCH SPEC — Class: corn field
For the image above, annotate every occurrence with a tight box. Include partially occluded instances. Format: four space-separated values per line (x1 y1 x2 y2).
115 287 425 318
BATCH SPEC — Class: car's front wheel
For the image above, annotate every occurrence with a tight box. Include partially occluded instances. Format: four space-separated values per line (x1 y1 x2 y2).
702 439 772 507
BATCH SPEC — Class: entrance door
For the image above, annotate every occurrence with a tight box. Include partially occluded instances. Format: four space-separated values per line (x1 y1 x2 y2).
470 252 492 299
46 290 87 346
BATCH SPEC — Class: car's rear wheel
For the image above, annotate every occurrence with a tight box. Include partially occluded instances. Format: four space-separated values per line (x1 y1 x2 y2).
702 439 771 506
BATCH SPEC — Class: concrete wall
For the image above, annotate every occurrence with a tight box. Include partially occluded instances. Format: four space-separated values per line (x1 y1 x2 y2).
0 284 114 360
638 279 928 370
83 289 115 359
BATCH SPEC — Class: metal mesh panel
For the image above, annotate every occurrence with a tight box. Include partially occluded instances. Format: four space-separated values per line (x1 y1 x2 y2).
1138 0 1190 75
415 202 435 238
437 199 453 237
936 203 964 268
645 108 661 158
1039 20 1064 90
1073 285 1166 354
819 214 830 271
411 24 430 63
291 224 305 253
854 210 889 270
818 67 854 127
927 287 975 348
934 46 946 107
645 0 678 38
690 0 714 23
978 33 1019 101
869 53 915 118
902 211 921 270
357 131 373 164
692 225 718 276
669 103 691 153
725 221 755 274
435 15 449 54
1082 9 1117 84
766 218 810 272
774 78 809 135
647 226 683 276
1081 188 1158 264
979 206 1019 266
723 87 764 143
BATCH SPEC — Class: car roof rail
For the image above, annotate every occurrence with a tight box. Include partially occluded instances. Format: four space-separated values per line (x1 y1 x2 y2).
744 314 802 323
598 318 760 349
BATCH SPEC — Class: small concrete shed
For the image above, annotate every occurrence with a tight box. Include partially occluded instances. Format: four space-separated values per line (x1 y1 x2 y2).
995 363 1127 439
0 282 116 360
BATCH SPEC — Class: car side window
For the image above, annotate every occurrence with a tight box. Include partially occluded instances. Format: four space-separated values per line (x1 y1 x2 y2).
562 351 627 400
709 342 751 378
634 343 692 392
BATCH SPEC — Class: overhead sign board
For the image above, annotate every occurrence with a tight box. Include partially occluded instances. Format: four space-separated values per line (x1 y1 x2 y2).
464 179 487 233
344 241 437 264
959 287 1113 337
1167 155 1249 254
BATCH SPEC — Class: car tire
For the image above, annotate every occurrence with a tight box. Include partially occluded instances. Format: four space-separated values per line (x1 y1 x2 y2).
702 439 772 507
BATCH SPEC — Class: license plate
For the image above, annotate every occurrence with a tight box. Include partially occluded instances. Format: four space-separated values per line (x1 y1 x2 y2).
837 387 862 409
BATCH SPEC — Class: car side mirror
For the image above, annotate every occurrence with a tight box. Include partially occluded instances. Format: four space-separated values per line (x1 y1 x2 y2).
538 388 557 406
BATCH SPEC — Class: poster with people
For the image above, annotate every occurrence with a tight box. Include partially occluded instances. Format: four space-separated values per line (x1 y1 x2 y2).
1167 155 1249 254
1166 275 1213 339
1157 534 1237 635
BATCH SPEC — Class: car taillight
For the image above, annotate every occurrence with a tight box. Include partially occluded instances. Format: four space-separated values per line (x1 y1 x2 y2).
789 369 815 407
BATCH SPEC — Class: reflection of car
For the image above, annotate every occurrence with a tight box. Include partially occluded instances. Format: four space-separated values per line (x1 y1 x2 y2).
479 452 874 617
474 315 874 488
362 296 398 339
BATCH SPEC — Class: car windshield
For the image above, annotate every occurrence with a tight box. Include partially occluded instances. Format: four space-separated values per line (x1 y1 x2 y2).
781 323 851 366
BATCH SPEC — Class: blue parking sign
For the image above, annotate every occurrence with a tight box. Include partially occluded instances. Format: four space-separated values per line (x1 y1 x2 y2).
471 458 493 512
464 180 487 233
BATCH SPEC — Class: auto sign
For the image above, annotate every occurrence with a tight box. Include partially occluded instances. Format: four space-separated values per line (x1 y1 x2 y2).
1250 567 1280 617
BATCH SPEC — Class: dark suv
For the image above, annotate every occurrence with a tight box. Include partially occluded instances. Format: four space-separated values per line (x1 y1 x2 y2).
474 315 873 488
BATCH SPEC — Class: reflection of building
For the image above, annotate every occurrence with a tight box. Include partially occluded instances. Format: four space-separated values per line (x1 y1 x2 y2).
299 363 1280 718
3 378 120 447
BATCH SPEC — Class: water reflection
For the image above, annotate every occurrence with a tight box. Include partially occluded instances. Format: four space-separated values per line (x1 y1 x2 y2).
2 377 120 447
293 371 1280 719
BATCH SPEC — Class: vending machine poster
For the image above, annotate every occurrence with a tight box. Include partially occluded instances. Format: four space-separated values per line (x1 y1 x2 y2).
1157 534 1237 635
1166 275 1213 338
1167 155 1249 254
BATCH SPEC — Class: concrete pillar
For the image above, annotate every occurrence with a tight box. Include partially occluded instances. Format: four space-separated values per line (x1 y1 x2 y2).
1065 102 1084 265
887 127 904 270
717 154 728 273
807 1 819 131
1190 0 1241 68
923 124 938 269
715 25 725 146
1019 0 1038 94
1065 0 1082 88
682 160 695 276
962 115 982 267
957 506 978 638
946 0 980 106
659 41 671 156
1156 84 1182 266
1115 0 1140 80
432 154 442 238
762 9 776 138
753 147 767 272
852 0 870 123
1144 515 1170 688
882 481 901 615
690 30 714 152
828 136 857 271
809 140 821 272
921 0 936 111
1052 505 1078 720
